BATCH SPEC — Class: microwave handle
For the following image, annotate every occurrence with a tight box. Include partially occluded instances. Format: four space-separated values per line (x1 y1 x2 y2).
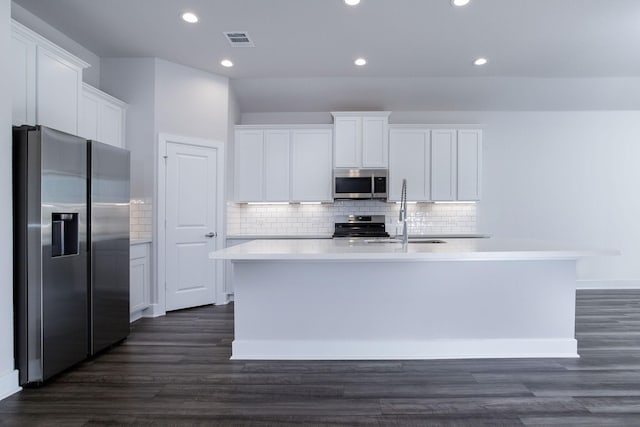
371 175 374 199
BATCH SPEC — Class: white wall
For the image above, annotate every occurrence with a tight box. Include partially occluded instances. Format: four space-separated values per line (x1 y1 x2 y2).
100 58 156 201
1 0 20 400
240 110 640 287
397 111 640 286
154 59 230 142
11 3 101 87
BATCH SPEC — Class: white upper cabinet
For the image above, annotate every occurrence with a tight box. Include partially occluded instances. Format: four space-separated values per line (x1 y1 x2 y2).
332 112 390 168
263 130 291 202
457 130 483 201
11 20 89 135
389 129 430 202
234 129 290 203
291 129 333 202
333 116 361 167
80 83 127 147
389 127 483 202
11 26 36 127
234 129 265 202
431 129 457 201
234 126 332 203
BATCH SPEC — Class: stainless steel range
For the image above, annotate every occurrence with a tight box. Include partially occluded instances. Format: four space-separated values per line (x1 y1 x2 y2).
333 215 390 238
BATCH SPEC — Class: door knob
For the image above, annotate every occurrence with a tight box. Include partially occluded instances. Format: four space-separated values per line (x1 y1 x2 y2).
205 232 217 238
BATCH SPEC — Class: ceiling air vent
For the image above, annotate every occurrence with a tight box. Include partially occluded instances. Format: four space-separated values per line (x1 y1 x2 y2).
223 31 255 47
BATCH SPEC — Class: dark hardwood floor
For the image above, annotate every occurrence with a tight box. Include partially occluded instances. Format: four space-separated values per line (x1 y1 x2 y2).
2 290 640 426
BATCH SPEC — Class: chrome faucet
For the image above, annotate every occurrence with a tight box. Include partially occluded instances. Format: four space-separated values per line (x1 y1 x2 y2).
399 179 408 246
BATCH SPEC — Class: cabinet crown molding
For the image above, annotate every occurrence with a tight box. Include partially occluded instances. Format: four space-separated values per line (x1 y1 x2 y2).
235 124 332 130
331 111 391 118
82 83 128 109
12 19 90 70
389 124 486 130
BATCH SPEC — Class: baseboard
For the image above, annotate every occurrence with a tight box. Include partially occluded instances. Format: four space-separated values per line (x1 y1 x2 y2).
0 370 21 401
577 279 640 289
231 338 578 360
142 304 165 318
130 310 144 323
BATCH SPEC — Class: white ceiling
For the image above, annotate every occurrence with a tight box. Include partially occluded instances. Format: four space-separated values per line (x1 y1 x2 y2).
12 0 640 112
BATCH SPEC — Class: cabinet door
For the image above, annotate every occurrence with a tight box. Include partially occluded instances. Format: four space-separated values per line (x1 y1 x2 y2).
11 31 36 126
234 130 264 202
334 117 361 168
36 46 82 135
457 130 483 200
431 129 457 201
291 130 333 202
79 91 100 140
99 101 124 148
389 130 430 201
362 116 388 168
264 130 291 202
130 244 150 315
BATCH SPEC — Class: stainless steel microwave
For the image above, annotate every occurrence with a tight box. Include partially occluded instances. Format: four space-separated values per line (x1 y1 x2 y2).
333 169 388 200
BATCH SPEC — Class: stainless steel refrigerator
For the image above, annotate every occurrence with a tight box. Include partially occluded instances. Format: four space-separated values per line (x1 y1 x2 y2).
13 126 130 386
88 140 130 355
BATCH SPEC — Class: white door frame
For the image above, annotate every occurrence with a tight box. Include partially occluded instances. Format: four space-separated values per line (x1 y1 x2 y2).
156 133 226 316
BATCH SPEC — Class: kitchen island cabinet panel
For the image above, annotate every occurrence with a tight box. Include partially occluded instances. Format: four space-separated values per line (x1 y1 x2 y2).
211 238 614 360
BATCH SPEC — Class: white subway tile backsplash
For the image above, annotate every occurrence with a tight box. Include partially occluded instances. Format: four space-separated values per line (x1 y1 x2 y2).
227 200 476 236
130 198 152 240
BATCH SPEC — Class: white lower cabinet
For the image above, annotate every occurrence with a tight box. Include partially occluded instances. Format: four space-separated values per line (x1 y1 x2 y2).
130 242 151 321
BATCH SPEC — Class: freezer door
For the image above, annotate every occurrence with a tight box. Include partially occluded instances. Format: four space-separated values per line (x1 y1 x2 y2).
39 126 89 382
89 141 131 354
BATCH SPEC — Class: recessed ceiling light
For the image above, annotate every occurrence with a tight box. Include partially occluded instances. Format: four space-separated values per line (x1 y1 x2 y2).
344 0 361 5
473 57 488 66
354 58 367 66
182 12 198 23
221 59 234 68
451 0 470 6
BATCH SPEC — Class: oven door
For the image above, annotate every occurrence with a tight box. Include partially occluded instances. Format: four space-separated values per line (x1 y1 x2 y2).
334 176 372 199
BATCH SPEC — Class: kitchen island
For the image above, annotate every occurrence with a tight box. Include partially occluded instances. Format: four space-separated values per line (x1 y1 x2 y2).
209 238 614 360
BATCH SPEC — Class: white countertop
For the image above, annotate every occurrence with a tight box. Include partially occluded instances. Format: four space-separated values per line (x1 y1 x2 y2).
225 234 489 240
131 239 152 245
209 238 617 262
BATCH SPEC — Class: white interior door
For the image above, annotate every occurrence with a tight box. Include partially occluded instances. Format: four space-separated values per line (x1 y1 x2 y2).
165 141 219 311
